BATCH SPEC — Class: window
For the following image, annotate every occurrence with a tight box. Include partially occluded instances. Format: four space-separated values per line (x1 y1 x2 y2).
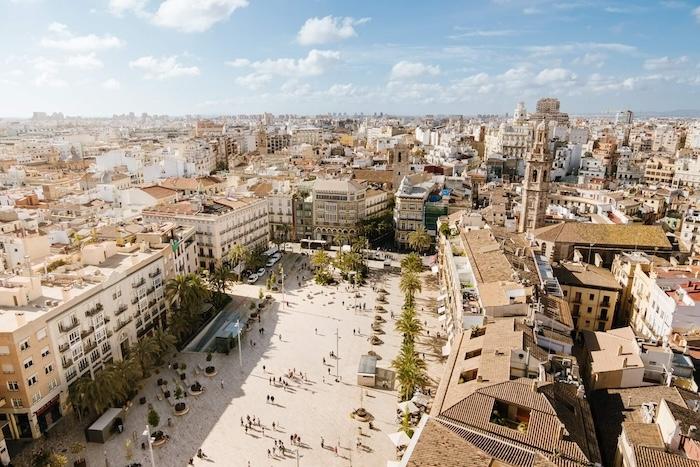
23 357 33 369
19 339 29 351
41 347 50 358
490 400 531 432
6 381 19 391
465 349 482 360
2 364 14 374
31 392 42 404
574 292 582 302
44 364 53 375
0 346 9 356
48 379 58 391
36 328 47 340
459 369 478 383
572 304 580 315
600 309 608 320
27 375 38 387
11 399 22 409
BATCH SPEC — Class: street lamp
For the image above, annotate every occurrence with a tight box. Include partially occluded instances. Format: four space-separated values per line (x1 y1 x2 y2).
142 425 156 467
236 318 243 369
280 266 285 310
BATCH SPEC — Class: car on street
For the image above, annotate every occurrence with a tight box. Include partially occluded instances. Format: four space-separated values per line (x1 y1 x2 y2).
257 267 266 276
247 273 259 284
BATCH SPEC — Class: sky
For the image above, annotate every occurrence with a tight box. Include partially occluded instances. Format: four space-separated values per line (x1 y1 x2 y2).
1 0 700 117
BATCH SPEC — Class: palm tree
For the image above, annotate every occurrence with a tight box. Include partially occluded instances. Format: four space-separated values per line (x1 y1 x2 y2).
227 243 247 281
311 250 331 269
107 359 140 401
130 337 160 378
168 312 191 342
407 226 431 254
166 273 211 314
392 342 427 401
400 271 422 300
151 328 177 364
395 310 423 341
400 253 423 274
209 264 234 308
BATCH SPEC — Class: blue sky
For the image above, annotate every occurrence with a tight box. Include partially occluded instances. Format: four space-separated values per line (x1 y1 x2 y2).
1 0 699 117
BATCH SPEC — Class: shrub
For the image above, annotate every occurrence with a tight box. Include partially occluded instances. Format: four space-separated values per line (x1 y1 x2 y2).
206 353 212 362
147 408 160 428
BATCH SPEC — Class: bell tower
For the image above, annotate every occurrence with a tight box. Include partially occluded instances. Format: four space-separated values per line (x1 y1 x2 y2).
518 120 552 233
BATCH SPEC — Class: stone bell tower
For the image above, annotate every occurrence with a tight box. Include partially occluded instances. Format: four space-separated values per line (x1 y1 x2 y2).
518 120 553 233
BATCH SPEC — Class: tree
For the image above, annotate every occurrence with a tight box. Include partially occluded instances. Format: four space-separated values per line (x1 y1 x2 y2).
107 358 141 401
399 409 414 438
395 309 423 342
130 337 160 378
400 271 422 300
148 408 160 428
400 253 423 274
439 222 451 238
245 245 267 270
407 226 431 253
166 273 211 314
31 449 68 467
311 250 331 269
151 329 177 365
227 243 247 281
209 264 234 308
392 341 427 401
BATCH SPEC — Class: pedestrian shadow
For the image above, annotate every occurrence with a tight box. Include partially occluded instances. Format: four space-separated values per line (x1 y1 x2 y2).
272 402 286 408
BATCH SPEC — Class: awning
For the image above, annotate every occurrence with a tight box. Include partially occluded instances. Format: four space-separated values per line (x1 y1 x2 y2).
397 401 420 414
437 305 446 314
388 431 411 447
441 344 451 356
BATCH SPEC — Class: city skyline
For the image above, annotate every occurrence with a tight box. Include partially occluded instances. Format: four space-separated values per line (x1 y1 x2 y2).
1 0 700 117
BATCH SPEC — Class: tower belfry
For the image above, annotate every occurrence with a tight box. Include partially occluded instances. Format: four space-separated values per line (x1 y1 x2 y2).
518 120 553 233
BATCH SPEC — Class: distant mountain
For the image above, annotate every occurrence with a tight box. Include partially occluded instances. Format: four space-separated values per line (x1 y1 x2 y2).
635 109 700 118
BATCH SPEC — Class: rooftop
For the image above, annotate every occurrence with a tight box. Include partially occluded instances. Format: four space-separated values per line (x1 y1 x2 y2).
533 222 672 249
553 261 621 290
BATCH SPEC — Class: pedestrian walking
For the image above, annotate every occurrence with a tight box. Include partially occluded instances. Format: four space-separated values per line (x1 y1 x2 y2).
321 436 324 448
266 395 270 404
315 327 317 334
240 417 244 426
272 421 276 431
328 367 331 375
323 357 326 365
271 395 275 404
263 365 266 372
267 449 271 458
220 379 224 389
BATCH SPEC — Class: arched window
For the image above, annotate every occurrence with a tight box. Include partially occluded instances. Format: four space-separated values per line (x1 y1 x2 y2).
542 170 548 181
531 169 538 182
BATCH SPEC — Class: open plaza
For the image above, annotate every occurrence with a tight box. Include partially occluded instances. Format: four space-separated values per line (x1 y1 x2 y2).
15 251 445 467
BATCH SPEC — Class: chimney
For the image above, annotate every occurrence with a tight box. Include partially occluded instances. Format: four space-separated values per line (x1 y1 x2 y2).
618 345 624 356
622 357 628 368
532 379 539 393
558 424 565 440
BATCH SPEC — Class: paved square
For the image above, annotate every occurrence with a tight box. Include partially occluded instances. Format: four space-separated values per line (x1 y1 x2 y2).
17 252 444 467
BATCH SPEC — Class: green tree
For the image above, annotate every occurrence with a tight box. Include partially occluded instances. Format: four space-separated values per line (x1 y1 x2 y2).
107 358 141 400
227 243 247 281
395 308 423 342
244 245 267 270
311 250 331 269
392 341 427 401
209 264 235 308
439 222 451 238
31 449 68 467
151 329 177 364
130 337 160 378
148 408 160 428
408 226 431 253
166 273 211 313
399 271 422 300
399 409 414 438
400 253 423 274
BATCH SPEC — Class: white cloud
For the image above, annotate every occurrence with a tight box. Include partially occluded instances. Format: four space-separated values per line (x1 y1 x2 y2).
34 72 67 88
40 23 124 51
235 72 271 90
526 42 636 56
227 49 340 77
280 80 312 98
535 67 577 85
644 55 689 70
693 5 700 21
573 52 606 68
65 53 103 70
297 16 370 45
449 28 516 39
101 78 121 90
109 0 148 17
325 83 358 98
129 56 200 80
152 0 249 33
390 61 441 80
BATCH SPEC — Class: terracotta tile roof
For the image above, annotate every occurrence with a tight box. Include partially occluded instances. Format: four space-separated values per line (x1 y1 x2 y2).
140 185 178 199
553 261 622 290
352 169 394 184
623 422 664 449
533 222 672 249
634 445 700 467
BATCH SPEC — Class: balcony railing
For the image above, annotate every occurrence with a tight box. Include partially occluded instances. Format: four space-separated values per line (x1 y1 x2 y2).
62 358 73 369
80 326 95 339
148 268 161 278
146 287 155 295
115 317 133 331
58 342 70 353
116 304 128 316
83 340 97 353
58 318 79 333
85 303 104 317
131 297 139 305
132 277 145 289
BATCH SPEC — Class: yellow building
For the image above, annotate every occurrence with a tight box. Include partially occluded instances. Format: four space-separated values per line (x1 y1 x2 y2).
553 261 621 332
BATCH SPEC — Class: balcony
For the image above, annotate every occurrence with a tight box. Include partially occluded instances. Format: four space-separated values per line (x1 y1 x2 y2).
83 340 97 353
148 268 161 278
62 358 73 369
148 299 157 308
85 303 104 317
132 277 145 289
58 342 70 353
58 318 79 333
115 317 133 332
116 304 128 316
146 287 155 295
131 297 139 305
80 326 95 339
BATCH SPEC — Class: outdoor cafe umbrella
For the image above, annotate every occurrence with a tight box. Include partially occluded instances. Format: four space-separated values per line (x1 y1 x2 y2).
397 400 420 414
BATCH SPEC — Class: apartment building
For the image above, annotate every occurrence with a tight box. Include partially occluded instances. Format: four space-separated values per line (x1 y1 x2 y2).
630 266 700 341
554 261 621 332
644 156 675 186
311 179 366 243
143 196 269 271
680 209 700 253
268 190 295 242
0 226 195 441
612 252 670 325
394 177 431 249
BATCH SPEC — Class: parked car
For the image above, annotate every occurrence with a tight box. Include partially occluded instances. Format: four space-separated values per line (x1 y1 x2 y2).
247 273 259 284
257 267 266 276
